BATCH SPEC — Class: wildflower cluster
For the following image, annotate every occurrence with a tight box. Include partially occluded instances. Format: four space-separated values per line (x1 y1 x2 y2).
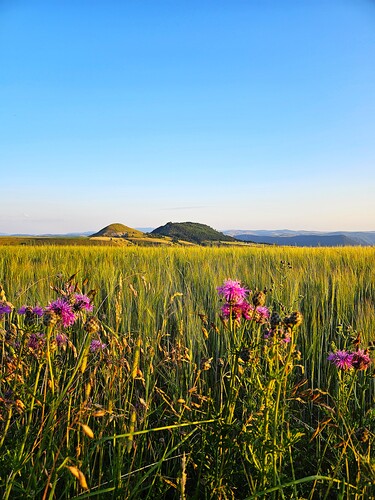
17 291 94 331
6 278 107 358
45 293 93 328
217 280 270 324
328 348 372 371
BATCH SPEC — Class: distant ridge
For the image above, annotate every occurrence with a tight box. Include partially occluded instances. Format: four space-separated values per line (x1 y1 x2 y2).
232 234 363 247
224 230 375 246
151 221 237 244
2 225 374 247
91 223 144 238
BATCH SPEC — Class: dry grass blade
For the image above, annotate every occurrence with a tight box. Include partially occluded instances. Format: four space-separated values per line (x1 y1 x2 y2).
66 466 89 490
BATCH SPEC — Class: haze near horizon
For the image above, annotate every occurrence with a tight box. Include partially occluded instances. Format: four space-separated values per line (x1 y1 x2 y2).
1 0 375 234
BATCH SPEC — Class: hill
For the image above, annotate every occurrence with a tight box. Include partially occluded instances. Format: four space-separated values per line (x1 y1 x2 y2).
151 221 238 244
91 223 144 239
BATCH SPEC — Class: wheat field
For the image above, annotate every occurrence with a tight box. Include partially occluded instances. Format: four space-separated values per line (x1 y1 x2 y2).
0 245 374 499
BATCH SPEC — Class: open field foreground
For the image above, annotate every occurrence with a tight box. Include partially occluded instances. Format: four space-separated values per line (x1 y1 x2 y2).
0 246 374 499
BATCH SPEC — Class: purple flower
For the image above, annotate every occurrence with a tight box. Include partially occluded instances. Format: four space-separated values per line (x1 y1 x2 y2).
217 280 249 305
0 301 12 315
18 305 44 317
239 301 252 320
255 306 270 322
46 299 76 328
351 349 372 371
73 294 93 312
220 300 270 324
244 304 270 323
55 333 68 347
221 303 243 321
90 339 107 352
27 333 45 350
264 329 273 340
32 306 44 317
328 350 354 371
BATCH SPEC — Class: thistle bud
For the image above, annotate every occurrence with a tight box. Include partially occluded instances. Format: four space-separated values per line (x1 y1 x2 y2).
252 291 266 307
270 312 282 329
43 310 58 327
289 311 303 327
284 311 303 328
85 317 100 334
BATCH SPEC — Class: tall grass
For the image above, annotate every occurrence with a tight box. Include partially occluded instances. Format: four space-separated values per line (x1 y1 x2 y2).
0 246 374 498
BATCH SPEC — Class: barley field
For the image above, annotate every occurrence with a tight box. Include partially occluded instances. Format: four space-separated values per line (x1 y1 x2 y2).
0 246 374 499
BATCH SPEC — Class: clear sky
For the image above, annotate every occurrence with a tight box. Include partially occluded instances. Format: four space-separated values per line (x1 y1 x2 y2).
1 0 375 234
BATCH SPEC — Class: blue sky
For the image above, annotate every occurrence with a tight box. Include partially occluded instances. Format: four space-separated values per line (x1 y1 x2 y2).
1 0 375 234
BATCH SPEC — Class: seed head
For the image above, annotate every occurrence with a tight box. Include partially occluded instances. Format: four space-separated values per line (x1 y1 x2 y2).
200 357 213 371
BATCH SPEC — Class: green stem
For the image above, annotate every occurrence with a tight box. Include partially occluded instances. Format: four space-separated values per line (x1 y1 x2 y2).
45 325 55 396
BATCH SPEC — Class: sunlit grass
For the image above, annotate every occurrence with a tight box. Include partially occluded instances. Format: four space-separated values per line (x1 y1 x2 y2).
0 246 374 498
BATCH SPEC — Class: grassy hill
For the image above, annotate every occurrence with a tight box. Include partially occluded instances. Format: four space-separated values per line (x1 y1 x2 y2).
90 223 182 247
151 221 239 244
90 223 145 238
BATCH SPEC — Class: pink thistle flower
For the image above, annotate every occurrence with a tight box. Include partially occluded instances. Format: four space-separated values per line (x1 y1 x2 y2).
246 304 270 323
55 333 68 347
255 306 270 324
27 333 45 350
328 350 354 371
282 333 292 343
217 280 249 305
90 339 107 352
351 349 372 371
73 294 93 312
221 303 244 321
46 299 76 328
240 301 253 320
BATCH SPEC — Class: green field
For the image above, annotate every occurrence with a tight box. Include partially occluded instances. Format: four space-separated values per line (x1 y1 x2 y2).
0 246 374 498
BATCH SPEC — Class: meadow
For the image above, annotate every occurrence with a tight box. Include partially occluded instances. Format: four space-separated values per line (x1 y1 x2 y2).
0 245 374 499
